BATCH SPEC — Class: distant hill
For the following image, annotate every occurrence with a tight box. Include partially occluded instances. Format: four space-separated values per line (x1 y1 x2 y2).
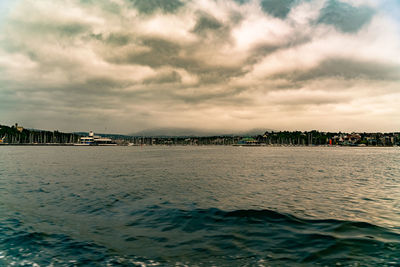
129 127 274 137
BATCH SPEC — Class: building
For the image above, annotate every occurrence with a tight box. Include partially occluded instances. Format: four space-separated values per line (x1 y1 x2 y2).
15 123 23 133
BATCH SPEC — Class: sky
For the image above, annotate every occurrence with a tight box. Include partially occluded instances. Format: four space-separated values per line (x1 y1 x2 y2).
0 0 399 134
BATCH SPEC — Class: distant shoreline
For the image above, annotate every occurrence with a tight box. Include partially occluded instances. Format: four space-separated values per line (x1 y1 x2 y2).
0 143 75 146
2 123 399 146
1 143 398 147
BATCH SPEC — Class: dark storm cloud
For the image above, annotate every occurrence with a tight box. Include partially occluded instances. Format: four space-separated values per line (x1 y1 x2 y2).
244 34 312 66
104 36 244 84
79 0 122 14
128 0 184 14
191 12 233 42
271 59 400 83
119 37 181 67
260 0 299 19
105 33 132 46
235 0 374 32
234 0 299 19
317 0 375 33
192 13 223 34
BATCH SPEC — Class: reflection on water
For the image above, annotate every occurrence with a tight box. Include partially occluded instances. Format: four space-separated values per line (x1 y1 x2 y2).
1 146 399 266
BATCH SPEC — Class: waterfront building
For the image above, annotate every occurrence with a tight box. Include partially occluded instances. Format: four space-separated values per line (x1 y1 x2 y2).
15 123 23 133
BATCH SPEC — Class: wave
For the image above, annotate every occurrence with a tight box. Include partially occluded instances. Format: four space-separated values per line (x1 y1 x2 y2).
1 208 400 266
124 207 400 265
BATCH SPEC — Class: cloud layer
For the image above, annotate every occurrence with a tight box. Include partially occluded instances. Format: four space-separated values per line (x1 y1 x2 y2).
0 0 399 133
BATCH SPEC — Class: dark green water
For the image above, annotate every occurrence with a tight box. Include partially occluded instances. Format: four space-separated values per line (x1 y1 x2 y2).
1 146 399 266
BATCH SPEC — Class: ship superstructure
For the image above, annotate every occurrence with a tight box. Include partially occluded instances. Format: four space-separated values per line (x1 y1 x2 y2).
76 131 116 146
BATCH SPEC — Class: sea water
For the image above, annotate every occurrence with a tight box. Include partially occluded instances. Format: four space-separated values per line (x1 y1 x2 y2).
0 146 399 266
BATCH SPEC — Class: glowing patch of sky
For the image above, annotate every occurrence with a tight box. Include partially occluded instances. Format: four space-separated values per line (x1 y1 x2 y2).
378 0 400 20
0 0 15 20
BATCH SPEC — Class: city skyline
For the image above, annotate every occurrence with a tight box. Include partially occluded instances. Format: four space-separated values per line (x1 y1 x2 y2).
1 0 400 134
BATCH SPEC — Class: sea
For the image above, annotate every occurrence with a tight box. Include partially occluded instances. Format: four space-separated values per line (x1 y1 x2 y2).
0 146 399 266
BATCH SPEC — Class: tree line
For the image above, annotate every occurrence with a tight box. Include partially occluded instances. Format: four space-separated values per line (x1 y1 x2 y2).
0 124 80 144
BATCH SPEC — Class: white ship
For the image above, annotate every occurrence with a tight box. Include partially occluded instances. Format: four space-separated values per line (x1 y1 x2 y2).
75 131 117 146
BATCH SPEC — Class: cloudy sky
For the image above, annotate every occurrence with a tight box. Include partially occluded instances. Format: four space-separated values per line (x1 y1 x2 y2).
0 0 399 134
